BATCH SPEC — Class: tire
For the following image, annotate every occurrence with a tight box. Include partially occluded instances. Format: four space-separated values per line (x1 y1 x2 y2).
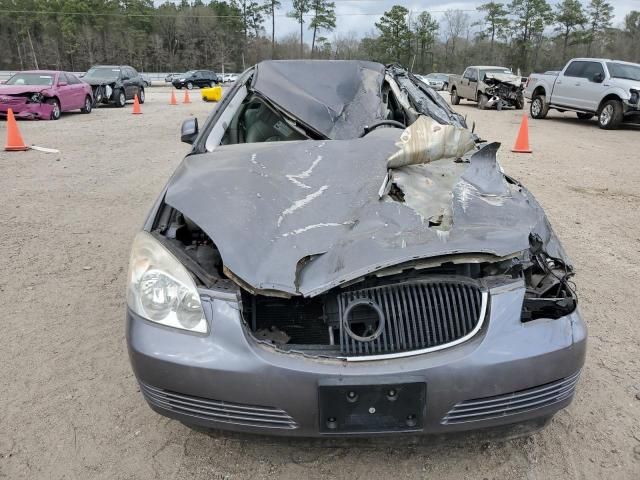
477 93 488 110
138 87 145 104
515 94 525 110
598 99 623 130
80 95 92 114
175 85 182 90
114 89 126 108
576 112 594 120
186 82 193 90
530 95 549 119
46 98 61 120
451 88 460 105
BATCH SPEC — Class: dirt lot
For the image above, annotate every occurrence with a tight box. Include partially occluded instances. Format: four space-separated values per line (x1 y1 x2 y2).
1 87 639 479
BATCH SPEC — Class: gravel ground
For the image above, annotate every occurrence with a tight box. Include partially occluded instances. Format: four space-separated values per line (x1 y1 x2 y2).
1 88 639 479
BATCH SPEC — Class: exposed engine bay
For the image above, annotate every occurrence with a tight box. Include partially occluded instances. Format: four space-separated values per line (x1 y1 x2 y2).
153 207 576 358
482 73 525 110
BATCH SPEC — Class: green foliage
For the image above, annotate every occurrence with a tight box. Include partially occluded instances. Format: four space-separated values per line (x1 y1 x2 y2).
476 2 509 59
508 0 554 72
584 0 613 55
309 0 336 54
287 0 311 56
374 5 412 65
554 0 587 61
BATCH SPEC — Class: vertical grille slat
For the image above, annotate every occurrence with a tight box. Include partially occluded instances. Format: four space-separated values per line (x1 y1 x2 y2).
338 279 485 357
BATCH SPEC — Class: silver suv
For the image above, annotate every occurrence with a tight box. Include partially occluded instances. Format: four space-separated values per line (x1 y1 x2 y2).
525 58 640 129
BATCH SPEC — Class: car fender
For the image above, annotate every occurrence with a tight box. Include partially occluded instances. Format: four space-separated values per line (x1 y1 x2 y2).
600 84 630 103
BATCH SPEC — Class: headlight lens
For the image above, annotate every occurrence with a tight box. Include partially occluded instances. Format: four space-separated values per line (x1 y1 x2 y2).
630 89 639 105
127 231 208 333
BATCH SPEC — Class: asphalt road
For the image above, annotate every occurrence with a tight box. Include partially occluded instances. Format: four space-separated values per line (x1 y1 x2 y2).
1 87 639 479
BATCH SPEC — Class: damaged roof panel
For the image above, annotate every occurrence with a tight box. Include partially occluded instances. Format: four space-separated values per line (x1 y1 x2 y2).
251 60 387 140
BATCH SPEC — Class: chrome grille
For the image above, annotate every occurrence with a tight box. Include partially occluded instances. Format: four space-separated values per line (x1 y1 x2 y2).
442 370 581 424
140 382 298 429
337 279 486 358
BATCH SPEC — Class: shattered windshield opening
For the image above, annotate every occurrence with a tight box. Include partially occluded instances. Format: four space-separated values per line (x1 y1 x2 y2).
606 62 640 81
6 73 54 86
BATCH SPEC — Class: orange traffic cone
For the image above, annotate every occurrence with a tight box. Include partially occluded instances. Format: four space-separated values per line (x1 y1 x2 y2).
512 113 532 153
132 94 142 114
4 108 28 151
169 89 177 105
183 89 191 104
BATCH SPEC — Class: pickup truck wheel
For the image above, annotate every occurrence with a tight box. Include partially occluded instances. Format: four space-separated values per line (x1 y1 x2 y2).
515 95 525 110
598 100 623 130
451 89 460 105
530 95 549 119
576 112 593 120
477 93 488 110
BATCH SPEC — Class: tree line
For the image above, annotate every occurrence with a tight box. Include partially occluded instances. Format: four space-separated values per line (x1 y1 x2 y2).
0 0 638 75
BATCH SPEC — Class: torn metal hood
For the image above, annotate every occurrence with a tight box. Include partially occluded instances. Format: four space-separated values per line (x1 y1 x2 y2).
164 129 553 297
251 60 386 140
484 72 522 87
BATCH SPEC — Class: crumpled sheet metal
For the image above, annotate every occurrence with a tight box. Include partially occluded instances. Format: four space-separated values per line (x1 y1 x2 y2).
251 60 386 140
386 116 475 168
389 66 467 129
164 129 553 298
484 72 522 87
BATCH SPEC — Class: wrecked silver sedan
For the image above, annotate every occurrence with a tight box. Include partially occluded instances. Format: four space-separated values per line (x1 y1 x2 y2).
126 61 586 437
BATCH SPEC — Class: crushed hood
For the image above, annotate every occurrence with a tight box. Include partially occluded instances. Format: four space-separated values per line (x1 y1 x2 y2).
0 85 50 95
251 60 386 140
484 73 522 87
164 127 554 297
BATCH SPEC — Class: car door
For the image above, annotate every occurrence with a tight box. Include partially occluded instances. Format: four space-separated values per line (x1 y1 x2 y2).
552 61 586 108
460 68 478 99
66 72 87 108
121 67 135 99
56 73 76 111
573 61 608 111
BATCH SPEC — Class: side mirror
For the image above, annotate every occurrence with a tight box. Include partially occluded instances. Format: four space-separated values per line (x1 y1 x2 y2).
592 72 604 83
58 81 68 86
181 118 199 144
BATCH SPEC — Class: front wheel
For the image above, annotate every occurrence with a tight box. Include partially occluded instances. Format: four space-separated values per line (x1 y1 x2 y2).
138 87 145 104
515 94 525 110
477 93 488 110
114 89 126 108
80 95 92 114
451 89 460 105
530 95 549 119
598 100 623 130
46 98 61 120
186 82 193 90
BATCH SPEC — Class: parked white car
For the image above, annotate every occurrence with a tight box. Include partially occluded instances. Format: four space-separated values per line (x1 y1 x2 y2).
525 58 640 129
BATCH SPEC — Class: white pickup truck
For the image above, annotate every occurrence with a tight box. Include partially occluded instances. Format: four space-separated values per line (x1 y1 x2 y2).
525 58 640 129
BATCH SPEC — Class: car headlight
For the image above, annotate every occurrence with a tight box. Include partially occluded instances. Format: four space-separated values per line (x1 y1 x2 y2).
127 231 208 333
179 78 185 82
630 89 639 105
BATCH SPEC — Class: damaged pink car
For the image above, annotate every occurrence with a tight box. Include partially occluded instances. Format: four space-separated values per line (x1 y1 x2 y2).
0 71 93 120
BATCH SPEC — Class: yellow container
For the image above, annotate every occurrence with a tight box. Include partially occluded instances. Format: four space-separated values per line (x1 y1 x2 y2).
201 85 223 102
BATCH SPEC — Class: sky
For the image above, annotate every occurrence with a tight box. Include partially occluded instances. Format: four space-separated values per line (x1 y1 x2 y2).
264 0 640 40
161 0 640 40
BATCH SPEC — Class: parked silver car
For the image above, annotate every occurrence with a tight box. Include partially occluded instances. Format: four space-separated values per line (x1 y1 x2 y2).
525 58 640 129
126 60 586 438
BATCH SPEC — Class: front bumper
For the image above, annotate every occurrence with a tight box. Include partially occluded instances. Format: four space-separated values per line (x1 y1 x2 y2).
0 98 53 120
127 281 587 437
